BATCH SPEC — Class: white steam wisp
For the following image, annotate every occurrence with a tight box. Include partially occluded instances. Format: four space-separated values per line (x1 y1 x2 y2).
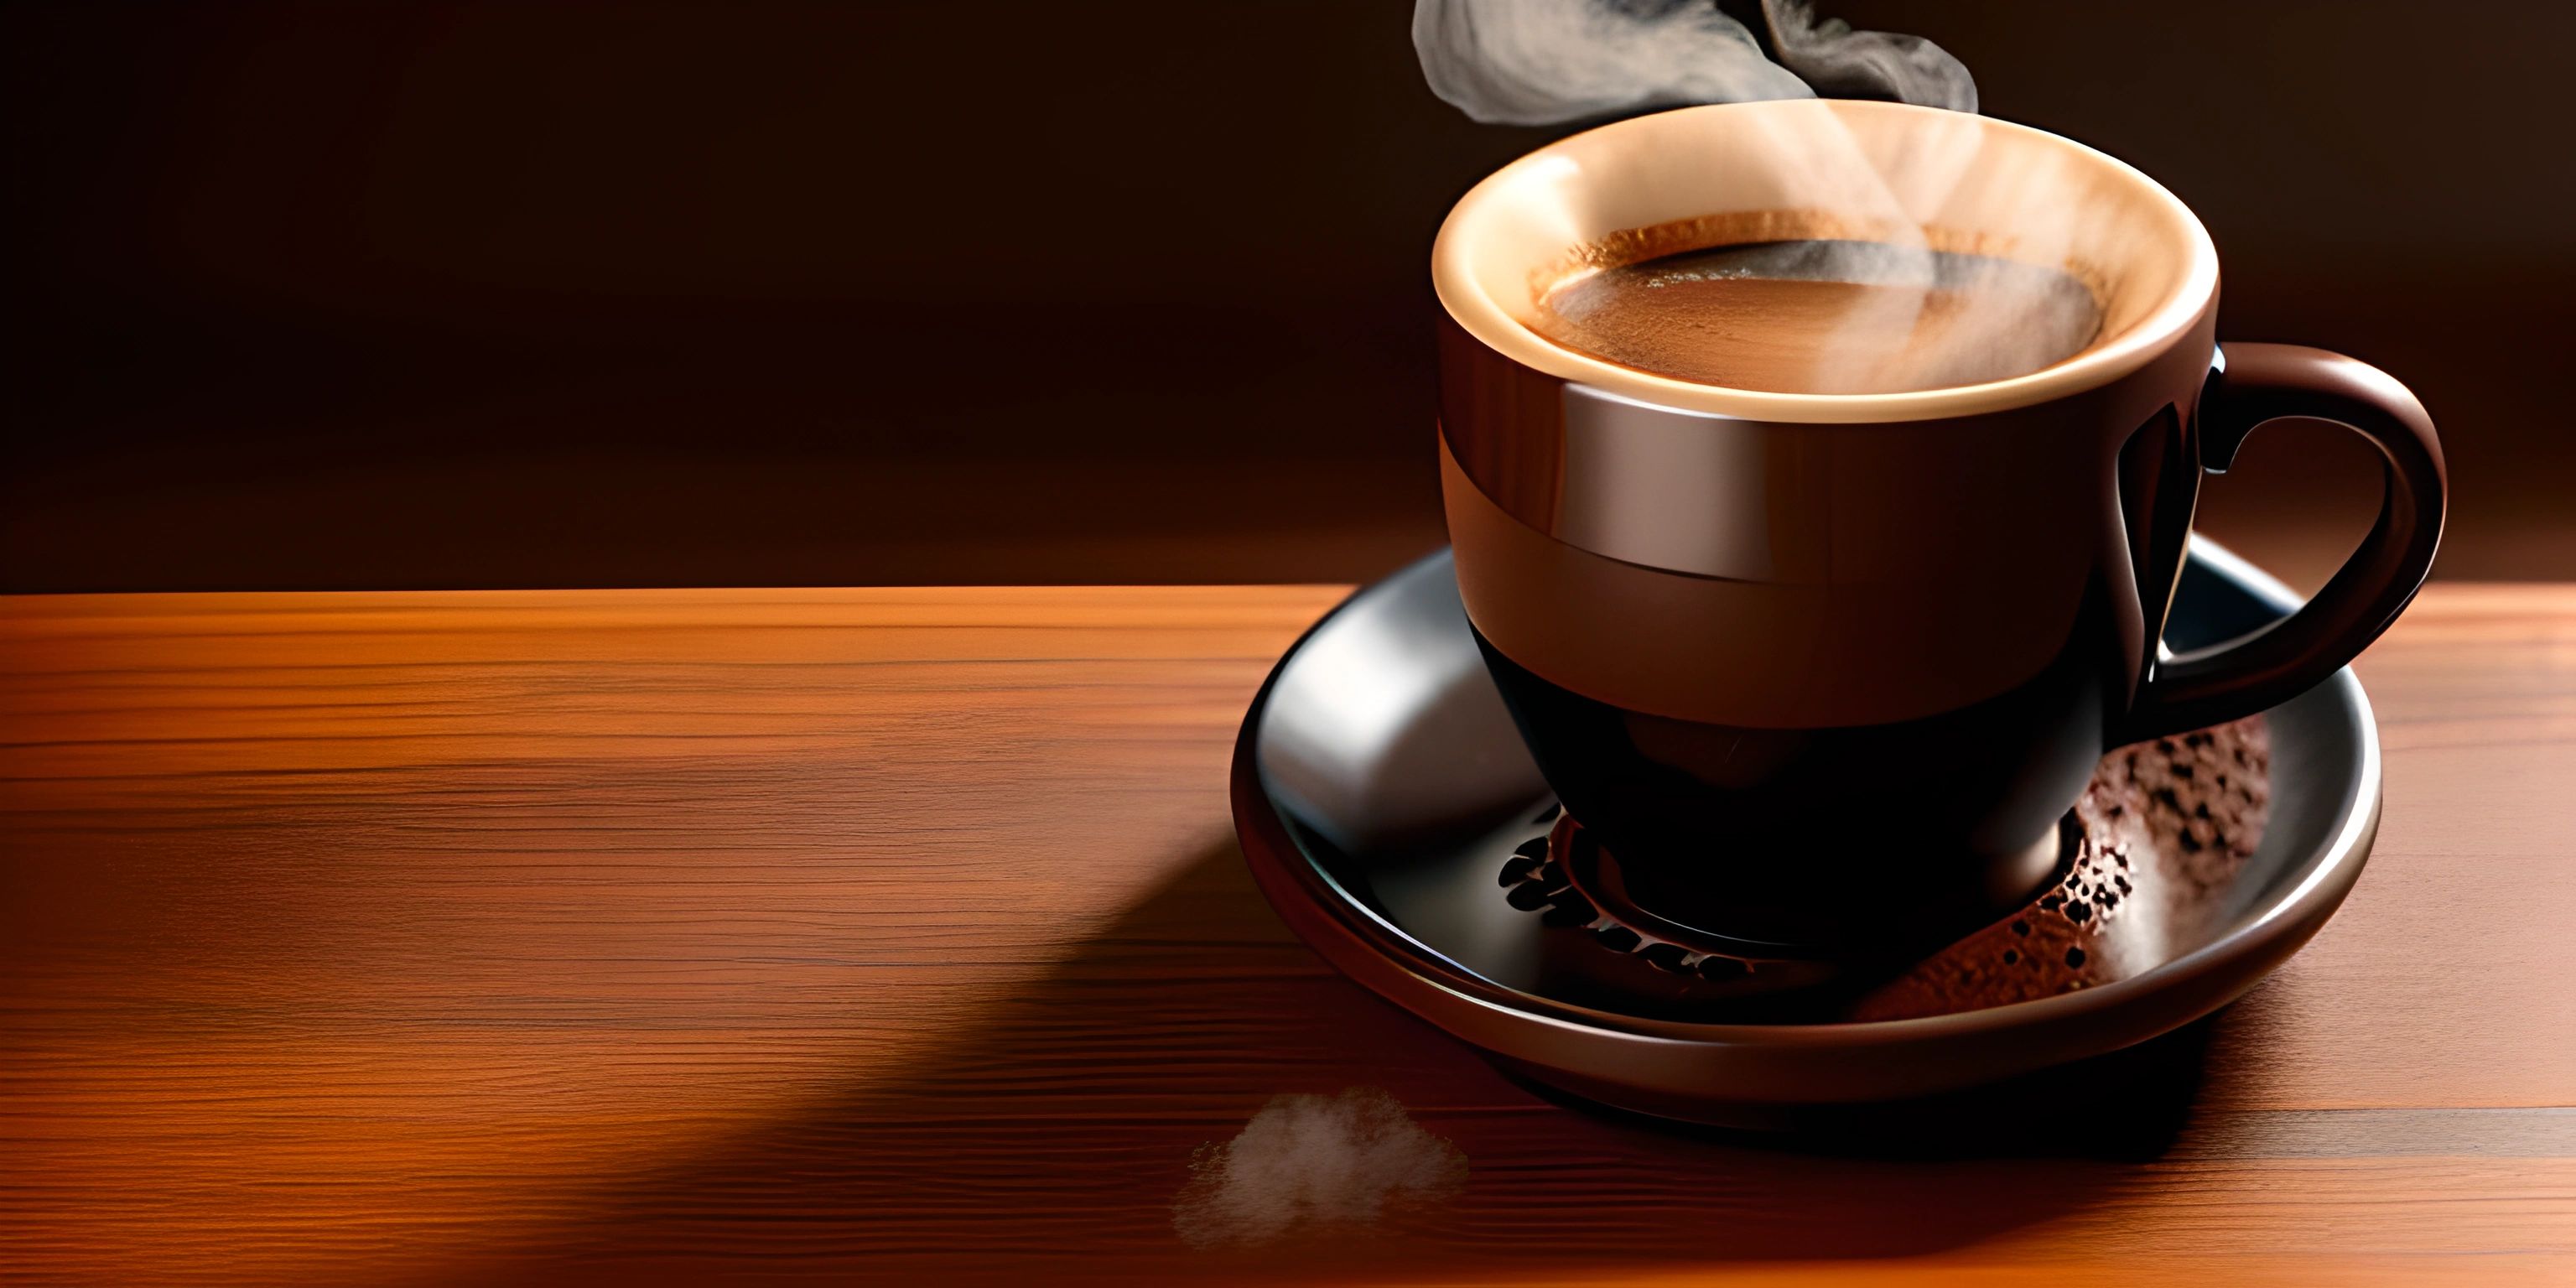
1171 1087 1467 1249
1413 0 1975 127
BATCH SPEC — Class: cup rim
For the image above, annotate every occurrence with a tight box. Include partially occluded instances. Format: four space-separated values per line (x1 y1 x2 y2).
1431 100 2220 424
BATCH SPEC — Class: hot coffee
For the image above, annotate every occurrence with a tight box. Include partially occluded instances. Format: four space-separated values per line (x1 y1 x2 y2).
1533 238 2104 394
1436 101 2445 953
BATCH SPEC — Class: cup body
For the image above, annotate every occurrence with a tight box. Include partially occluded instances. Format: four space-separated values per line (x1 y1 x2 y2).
1433 101 2223 949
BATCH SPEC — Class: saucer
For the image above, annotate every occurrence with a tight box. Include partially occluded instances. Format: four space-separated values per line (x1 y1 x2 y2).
1232 538 2379 1123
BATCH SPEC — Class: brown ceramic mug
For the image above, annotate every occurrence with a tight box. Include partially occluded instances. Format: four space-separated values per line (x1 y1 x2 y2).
1431 101 2444 954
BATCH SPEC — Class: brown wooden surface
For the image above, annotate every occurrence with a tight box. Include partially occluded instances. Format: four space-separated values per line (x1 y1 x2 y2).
3 582 2573 1285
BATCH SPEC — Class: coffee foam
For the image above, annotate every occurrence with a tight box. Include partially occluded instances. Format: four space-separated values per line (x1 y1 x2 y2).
1532 215 2111 394
1434 101 2210 418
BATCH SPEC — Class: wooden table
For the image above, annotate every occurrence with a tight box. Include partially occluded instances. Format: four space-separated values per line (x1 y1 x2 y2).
3 583 2572 1285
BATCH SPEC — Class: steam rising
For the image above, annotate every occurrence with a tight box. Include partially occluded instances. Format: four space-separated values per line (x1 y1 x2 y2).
1758 1 1978 113
1418 3 2106 395
1413 0 1975 126
1171 1088 1467 1248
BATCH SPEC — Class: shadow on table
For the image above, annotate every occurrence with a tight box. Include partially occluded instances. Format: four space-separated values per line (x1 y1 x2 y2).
474 838 2241 1285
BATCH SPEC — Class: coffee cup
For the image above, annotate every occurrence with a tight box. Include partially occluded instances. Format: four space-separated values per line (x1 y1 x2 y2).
1431 100 2444 953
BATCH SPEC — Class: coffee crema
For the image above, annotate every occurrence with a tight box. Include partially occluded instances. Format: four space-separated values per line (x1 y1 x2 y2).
1532 238 2105 395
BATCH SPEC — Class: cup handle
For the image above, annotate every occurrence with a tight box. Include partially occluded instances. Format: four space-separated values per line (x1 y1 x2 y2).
2121 342 2448 744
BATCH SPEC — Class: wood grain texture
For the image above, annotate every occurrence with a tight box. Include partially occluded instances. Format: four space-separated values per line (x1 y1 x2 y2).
2 584 2573 1285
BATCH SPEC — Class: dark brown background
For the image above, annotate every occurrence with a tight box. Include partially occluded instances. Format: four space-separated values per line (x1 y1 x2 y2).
7 0 2568 593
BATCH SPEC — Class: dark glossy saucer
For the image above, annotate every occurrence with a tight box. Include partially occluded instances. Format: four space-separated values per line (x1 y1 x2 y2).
1232 539 2379 1124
